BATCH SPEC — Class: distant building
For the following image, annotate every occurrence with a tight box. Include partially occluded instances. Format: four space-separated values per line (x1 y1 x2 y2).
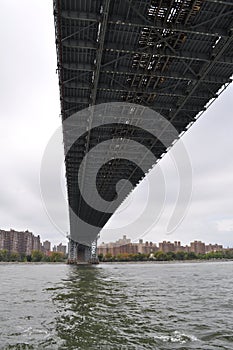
205 243 223 253
138 239 158 254
97 236 157 256
97 236 226 257
57 243 67 255
159 241 175 253
190 240 205 255
158 241 189 253
40 240 51 256
0 229 41 255
43 240 51 253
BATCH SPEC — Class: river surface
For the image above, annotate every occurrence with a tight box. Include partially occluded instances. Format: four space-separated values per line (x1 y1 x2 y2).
0 261 233 349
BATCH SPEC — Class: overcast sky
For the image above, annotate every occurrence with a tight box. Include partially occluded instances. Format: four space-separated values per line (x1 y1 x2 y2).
0 1 233 248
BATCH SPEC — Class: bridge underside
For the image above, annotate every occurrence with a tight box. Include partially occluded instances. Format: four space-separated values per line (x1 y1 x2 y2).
53 0 233 263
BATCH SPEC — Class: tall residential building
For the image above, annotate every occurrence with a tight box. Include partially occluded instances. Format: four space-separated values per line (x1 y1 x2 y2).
43 240 51 252
57 243 67 255
0 229 41 255
159 241 175 253
205 243 223 253
98 236 158 256
97 237 225 257
190 240 206 255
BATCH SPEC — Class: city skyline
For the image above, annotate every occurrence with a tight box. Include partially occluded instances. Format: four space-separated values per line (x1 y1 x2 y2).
99 235 231 249
0 2 233 247
97 235 229 257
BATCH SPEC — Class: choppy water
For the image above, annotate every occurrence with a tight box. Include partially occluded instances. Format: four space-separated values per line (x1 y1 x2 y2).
0 261 233 349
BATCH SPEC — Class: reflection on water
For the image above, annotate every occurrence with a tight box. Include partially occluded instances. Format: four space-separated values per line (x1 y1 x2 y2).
53 266 136 350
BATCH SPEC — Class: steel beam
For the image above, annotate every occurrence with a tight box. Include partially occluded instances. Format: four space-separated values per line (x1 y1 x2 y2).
64 97 90 104
62 11 101 22
63 39 233 65
64 96 203 112
63 40 97 50
191 9 233 29
91 0 110 106
77 0 111 224
62 62 231 85
65 81 214 99
171 35 233 119
206 0 233 4
61 11 229 38
63 62 94 71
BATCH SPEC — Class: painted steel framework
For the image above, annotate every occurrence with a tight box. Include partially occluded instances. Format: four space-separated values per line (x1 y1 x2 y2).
54 0 233 257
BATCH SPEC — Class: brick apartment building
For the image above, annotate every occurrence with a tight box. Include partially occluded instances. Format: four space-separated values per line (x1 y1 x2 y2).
42 240 51 252
190 240 206 254
57 243 67 255
52 243 67 255
98 235 158 256
0 229 41 255
97 236 223 256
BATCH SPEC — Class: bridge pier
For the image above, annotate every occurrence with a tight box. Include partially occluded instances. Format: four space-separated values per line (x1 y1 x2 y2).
67 239 78 264
90 238 99 264
68 238 99 265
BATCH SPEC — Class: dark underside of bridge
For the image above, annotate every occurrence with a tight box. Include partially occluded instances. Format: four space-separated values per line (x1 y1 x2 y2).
53 0 233 244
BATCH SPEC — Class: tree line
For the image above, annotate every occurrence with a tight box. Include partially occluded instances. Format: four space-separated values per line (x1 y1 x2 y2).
0 250 66 262
98 250 233 262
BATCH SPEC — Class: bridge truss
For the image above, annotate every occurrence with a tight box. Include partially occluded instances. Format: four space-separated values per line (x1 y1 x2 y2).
53 0 233 263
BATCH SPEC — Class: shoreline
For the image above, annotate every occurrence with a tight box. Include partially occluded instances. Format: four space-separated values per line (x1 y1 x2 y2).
0 261 66 265
100 258 233 264
0 259 233 265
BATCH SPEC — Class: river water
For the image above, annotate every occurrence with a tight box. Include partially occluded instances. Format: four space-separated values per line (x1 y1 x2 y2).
0 261 232 349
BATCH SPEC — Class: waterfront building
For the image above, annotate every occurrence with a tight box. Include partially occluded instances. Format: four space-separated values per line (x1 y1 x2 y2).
138 240 158 254
43 240 51 253
97 236 158 256
0 229 41 255
205 243 223 253
190 240 206 255
97 236 225 257
159 241 175 253
57 243 67 255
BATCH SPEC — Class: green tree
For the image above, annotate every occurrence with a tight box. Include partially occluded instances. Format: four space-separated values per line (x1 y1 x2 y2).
9 252 19 261
18 253 26 262
31 250 43 262
104 252 113 261
154 251 168 261
42 255 51 262
186 252 197 260
167 251 176 260
50 252 64 262
175 251 186 260
0 250 9 262
224 250 233 259
98 253 104 262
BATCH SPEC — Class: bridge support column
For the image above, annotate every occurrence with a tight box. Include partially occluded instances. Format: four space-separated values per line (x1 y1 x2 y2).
68 238 78 264
89 238 99 264
68 238 99 265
